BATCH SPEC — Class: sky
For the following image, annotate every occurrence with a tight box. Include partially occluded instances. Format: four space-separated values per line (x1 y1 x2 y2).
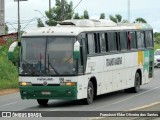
5 0 160 33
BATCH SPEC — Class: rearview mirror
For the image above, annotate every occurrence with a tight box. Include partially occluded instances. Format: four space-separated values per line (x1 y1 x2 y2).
73 41 80 60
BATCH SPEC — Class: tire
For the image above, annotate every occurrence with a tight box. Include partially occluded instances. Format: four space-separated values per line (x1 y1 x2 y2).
37 99 48 106
125 72 141 93
83 81 94 105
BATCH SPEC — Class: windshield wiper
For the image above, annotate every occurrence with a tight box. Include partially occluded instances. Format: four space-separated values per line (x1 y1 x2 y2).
48 53 59 75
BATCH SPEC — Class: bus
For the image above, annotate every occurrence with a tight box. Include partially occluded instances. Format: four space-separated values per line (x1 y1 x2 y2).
18 19 154 105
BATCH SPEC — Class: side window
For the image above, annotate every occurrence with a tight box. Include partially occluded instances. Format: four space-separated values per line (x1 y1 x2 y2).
94 33 100 53
99 33 106 52
137 31 145 49
128 31 137 49
120 32 127 50
105 33 109 52
87 33 100 54
87 34 95 54
108 32 117 51
145 31 153 48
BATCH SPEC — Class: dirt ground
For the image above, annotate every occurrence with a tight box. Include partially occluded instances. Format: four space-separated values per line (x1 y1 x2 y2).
0 89 19 96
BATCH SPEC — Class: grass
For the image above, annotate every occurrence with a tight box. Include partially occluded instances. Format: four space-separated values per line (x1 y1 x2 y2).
0 45 18 90
154 43 160 50
0 79 18 89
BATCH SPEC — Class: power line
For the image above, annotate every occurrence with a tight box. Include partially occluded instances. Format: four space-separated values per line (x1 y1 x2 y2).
6 16 46 25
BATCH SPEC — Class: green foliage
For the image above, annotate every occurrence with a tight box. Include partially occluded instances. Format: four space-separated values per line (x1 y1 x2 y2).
100 13 105 19
154 32 160 44
37 18 45 27
83 10 89 19
109 14 122 23
74 13 80 19
0 44 18 89
154 43 160 50
135 18 147 23
45 0 74 26
153 32 160 50
122 19 129 23
74 10 90 20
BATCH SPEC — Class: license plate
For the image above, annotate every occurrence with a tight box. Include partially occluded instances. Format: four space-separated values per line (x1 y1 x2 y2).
41 91 51 95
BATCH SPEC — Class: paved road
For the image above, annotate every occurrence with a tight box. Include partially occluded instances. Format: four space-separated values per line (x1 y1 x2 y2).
0 68 160 119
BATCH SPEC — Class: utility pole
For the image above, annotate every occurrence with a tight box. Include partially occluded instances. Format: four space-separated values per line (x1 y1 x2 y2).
14 0 28 40
49 0 51 11
17 0 21 41
61 0 65 21
128 0 130 22
0 0 5 35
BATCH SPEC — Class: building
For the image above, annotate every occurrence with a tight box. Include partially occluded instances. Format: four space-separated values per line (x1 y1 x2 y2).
0 0 4 35
0 32 17 45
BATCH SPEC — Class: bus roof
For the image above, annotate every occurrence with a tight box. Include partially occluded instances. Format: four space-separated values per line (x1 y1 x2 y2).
23 19 153 37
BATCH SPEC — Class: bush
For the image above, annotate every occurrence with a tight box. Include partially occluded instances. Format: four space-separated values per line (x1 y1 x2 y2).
0 44 18 89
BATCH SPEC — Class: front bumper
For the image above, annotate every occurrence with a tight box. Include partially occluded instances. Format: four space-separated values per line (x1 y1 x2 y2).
19 85 77 100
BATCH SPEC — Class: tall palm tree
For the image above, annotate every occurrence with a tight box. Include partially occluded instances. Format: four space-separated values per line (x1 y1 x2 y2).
109 14 122 23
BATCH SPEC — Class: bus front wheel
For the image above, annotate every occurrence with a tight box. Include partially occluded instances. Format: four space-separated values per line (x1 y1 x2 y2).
83 81 94 105
37 99 49 106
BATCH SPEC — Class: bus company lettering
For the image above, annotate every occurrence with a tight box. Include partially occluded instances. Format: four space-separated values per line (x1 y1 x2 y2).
106 57 122 66
37 78 53 81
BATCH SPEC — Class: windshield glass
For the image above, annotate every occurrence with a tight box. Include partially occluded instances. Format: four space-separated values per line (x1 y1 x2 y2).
155 50 160 56
19 37 76 76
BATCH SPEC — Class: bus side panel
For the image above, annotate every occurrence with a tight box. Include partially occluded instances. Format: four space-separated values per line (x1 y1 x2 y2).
124 52 139 88
77 75 88 99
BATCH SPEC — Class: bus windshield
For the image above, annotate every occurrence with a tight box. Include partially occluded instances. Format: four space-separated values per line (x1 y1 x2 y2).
19 37 76 76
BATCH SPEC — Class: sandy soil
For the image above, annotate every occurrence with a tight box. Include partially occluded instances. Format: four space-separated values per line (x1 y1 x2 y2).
0 89 19 96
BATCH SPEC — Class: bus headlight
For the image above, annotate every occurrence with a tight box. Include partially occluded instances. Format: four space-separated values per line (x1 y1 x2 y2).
65 82 76 86
20 82 32 86
60 82 76 86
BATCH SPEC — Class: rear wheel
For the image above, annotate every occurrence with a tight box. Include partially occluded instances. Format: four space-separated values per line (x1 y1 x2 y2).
125 72 141 93
132 72 141 93
83 81 94 105
37 99 48 106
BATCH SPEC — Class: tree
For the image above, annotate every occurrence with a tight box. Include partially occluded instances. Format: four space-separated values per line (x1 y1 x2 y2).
154 32 160 44
122 19 129 23
5 24 8 34
45 0 74 26
83 10 89 19
74 13 80 19
135 18 147 23
100 13 105 19
109 14 122 23
37 18 45 27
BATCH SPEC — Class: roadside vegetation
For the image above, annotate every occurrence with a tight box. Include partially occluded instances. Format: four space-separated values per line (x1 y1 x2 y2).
0 42 18 90
154 32 160 50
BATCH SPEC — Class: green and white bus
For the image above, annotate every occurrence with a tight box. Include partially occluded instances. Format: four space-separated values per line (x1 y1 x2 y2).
18 19 154 105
